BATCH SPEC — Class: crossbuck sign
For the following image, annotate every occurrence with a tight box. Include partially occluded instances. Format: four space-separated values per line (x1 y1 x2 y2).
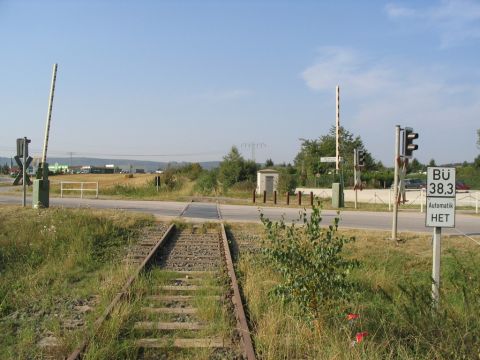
426 167 456 227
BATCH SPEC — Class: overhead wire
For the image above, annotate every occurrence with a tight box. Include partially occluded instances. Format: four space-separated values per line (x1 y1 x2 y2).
0 146 226 158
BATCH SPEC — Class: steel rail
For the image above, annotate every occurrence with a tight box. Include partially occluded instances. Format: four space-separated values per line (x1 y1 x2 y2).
67 223 175 360
220 223 256 360
67 222 256 359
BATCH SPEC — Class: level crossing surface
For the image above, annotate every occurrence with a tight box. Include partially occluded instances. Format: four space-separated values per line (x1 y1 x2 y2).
0 194 478 235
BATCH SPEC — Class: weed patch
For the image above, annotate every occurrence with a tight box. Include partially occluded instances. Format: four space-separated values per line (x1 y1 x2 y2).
232 223 480 359
0 205 154 359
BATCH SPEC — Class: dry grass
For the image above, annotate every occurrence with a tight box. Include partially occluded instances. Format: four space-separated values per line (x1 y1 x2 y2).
229 220 480 359
50 173 155 188
0 205 155 359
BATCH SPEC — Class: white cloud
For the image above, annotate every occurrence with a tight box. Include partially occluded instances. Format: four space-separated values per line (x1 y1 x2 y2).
385 3 418 18
301 47 480 163
386 0 480 47
301 47 395 96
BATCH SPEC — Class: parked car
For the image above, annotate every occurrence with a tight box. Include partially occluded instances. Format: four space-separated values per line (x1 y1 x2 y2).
404 178 426 189
456 181 470 191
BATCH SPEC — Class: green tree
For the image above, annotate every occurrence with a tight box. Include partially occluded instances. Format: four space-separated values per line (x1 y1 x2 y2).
475 129 480 168
408 158 423 173
264 158 274 167
178 163 203 180
429 159 437 167
294 126 375 186
218 146 245 190
277 167 298 194
241 160 259 183
194 168 219 195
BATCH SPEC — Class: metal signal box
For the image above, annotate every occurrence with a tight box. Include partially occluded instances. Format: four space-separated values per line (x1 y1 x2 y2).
16 138 31 157
332 182 344 208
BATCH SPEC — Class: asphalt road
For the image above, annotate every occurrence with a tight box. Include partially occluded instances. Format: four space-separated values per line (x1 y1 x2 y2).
181 202 220 220
0 194 478 235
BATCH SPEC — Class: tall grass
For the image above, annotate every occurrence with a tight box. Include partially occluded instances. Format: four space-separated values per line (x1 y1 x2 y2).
0 205 153 359
232 224 480 359
100 178 194 200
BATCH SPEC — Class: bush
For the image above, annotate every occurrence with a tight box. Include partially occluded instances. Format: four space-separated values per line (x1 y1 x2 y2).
194 169 218 195
277 170 298 194
260 203 358 320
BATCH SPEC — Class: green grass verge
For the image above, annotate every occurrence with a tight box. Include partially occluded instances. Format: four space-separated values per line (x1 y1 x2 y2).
0 205 154 359
229 223 480 359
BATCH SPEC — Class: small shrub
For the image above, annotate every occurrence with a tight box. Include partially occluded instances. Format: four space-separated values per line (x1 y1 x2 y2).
260 202 358 320
194 169 218 195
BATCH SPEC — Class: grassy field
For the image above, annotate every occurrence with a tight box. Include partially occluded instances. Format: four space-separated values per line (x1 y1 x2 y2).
228 220 480 359
49 173 197 201
1 200 479 359
0 205 154 359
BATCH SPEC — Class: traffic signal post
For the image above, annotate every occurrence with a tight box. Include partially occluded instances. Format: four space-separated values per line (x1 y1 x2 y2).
391 125 419 241
353 148 365 209
404 127 419 157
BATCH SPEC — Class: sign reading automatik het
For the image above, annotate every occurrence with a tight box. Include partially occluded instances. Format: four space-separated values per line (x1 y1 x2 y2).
426 167 456 228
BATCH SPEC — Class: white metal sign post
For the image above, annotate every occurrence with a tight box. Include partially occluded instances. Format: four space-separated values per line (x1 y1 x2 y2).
426 167 456 307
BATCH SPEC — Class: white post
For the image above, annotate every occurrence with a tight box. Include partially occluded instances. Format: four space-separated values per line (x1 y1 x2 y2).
476 192 479 214
96 182 99 199
432 227 441 308
22 138 27 207
354 148 357 209
81 182 84 199
388 187 392 211
41 64 58 164
420 188 424 213
336 85 340 172
392 125 401 241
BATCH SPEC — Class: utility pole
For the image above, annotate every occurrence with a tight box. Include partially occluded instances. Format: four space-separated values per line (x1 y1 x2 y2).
241 142 266 162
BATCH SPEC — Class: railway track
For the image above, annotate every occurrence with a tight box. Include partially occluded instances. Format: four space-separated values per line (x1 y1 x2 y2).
67 221 255 359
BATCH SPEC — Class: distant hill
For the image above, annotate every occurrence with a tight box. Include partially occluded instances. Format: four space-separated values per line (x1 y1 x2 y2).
0 156 220 171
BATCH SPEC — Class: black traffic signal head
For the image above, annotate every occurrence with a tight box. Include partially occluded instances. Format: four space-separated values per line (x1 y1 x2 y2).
404 127 418 158
357 150 365 166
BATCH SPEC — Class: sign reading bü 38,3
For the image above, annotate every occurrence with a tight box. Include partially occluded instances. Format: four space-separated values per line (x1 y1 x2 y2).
426 167 456 228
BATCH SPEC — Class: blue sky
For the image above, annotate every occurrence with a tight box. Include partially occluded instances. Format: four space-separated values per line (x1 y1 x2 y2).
1 0 479 165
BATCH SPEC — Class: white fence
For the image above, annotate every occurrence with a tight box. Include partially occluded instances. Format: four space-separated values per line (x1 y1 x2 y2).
296 187 479 214
60 181 98 199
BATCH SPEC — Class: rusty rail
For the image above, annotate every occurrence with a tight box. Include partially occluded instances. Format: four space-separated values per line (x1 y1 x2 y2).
67 224 176 360
68 222 256 359
220 224 256 360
